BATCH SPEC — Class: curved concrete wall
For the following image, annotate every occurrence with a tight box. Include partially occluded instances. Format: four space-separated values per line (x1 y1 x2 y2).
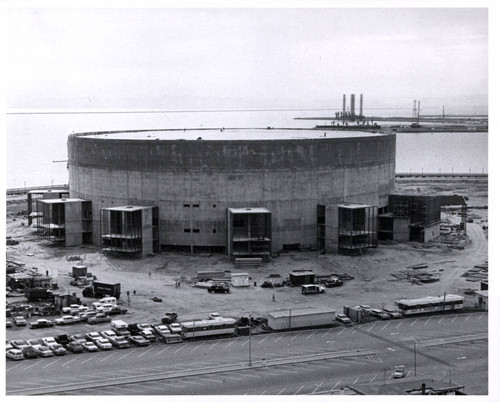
68 130 396 251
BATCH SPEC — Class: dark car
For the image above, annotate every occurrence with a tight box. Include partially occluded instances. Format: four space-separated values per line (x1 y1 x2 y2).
55 334 71 346
161 312 178 324
66 341 84 353
107 306 128 315
22 346 39 359
260 281 274 288
208 283 230 293
129 335 150 347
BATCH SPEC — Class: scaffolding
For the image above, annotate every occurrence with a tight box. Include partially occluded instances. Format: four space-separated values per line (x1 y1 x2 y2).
337 204 378 252
227 208 272 261
100 206 159 256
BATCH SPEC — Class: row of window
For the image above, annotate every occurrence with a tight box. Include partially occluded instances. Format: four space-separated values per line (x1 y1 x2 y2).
183 228 217 233
183 204 217 208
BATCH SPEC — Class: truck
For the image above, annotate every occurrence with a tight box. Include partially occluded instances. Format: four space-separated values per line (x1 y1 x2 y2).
24 288 55 302
301 284 325 295
82 282 121 299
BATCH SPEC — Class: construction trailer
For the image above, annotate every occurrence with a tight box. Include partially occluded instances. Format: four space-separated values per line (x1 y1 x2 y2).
35 198 92 246
267 307 336 330
289 271 315 286
100 205 159 257
227 207 272 262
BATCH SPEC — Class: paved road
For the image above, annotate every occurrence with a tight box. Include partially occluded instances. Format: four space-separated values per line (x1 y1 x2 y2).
6 311 488 395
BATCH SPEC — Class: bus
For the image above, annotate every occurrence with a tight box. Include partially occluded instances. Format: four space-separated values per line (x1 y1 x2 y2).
180 317 236 339
395 294 464 316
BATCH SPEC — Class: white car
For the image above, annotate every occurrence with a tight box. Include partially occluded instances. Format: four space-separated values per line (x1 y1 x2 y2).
100 330 117 342
140 329 157 341
6 349 24 360
82 341 99 352
85 332 102 342
153 325 171 336
168 323 182 334
95 338 113 350
41 337 58 347
32 344 55 358
208 312 221 320
393 365 406 379
335 314 353 325
55 315 81 325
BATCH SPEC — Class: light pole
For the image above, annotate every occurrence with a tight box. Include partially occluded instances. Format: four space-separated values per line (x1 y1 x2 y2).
414 341 417 376
248 313 252 367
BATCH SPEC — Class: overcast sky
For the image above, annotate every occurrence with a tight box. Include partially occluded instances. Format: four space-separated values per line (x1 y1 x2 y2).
5 6 489 112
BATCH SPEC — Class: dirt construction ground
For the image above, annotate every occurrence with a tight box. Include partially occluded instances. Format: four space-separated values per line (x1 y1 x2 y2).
5 177 488 339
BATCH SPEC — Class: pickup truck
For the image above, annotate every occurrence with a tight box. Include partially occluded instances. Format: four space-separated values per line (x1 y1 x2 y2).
301 284 325 294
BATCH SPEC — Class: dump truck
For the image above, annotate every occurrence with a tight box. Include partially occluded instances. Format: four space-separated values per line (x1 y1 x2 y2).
24 288 55 302
82 282 121 299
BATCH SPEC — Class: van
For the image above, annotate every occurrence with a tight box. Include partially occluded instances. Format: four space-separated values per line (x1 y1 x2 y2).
99 297 117 305
301 284 325 294
111 320 131 337
6 349 24 361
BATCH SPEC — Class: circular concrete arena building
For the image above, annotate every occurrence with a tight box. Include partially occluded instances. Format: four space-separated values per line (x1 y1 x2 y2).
67 128 396 259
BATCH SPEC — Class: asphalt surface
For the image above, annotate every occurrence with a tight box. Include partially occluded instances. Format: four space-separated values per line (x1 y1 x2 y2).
6 311 488 395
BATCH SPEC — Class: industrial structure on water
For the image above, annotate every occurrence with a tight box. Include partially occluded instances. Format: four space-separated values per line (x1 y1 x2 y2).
27 120 467 261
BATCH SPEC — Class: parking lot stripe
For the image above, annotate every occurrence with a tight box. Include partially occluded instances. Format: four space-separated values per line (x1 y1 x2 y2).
278 387 287 395
410 319 418 327
224 340 236 348
238 372 262 379
260 390 267 395
294 385 305 395
190 344 202 352
331 380 342 391
438 317 445 324
370 374 377 382
396 320 403 328
173 345 188 354
275 334 285 342
100 351 118 362
23 360 43 371
337 328 345 336
118 350 135 360
479 313 484 320
452 316 458 323
291 331 303 341
258 336 269 344
312 382 323 393
465 314 472 321
322 329 332 338
137 349 150 358
42 360 58 369
207 341 221 350
241 340 249 346
62 356 81 367
200 377 224 383
424 319 431 326
155 347 169 356
306 331 315 339
382 322 390 330
367 323 376 332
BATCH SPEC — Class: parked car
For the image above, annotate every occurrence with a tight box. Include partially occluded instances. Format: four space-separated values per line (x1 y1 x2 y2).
65 341 84 353
55 334 71 346
49 343 66 356
88 313 112 325
335 314 353 325
82 341 99 352
69 334 87 345
32 344 54 357
139 329 157 342
208 312 221 320
62 304 89 315
13 316 27 326
41 337 58 347
260 281 274 288
79 310 98 321
95 338 113 350
161 313 178 324
6 349 24 360
55 315 81 325
11 339 30 350
129 335 150 347
137 323 154 331
85 332 102 342
109 335 129 349
29 318 55 329
107 306 128 315
393 365 406 379
383 309 402 319
369 309 391 320
168 323 182 334
208 283 230 293
100 330 118 342
301 284 325 294
22 346 39 359
27 338 42 347
6 320 12 328
153 324 171 337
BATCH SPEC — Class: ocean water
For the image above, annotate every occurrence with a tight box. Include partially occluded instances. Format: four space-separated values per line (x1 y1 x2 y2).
5 110 488 189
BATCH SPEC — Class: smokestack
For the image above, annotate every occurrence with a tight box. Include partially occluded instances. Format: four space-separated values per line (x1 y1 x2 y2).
350 94 355 117
343 94 346 116
360 94 363 118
